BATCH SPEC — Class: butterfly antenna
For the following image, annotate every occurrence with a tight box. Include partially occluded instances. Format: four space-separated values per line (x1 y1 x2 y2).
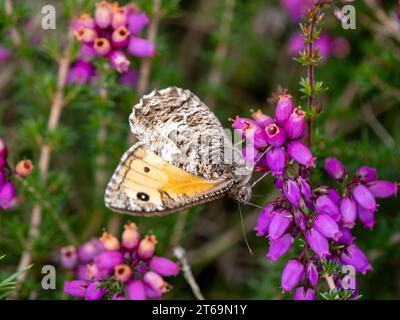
242 201 264 210
250 171 270 189
237 201 253 256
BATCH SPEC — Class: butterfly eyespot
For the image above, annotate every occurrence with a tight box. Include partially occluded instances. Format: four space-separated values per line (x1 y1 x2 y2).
137 192 150 202
144 166 150 173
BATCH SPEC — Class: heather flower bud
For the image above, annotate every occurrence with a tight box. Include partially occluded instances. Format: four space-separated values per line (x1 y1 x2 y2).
251 110 274 127
138 235 157 260
149 256 180 276
15 159 33 177
76 13 95 29
85 281 106 300
242 144 261 167
294 287 315 300
94 251 123 272
287 141 315 167
281 259 304 292
67 60 96 84
283 179 301 207
108 50 130 73
327 187 341 204
127 37 155 58
119 68 138 86
284 108 305 139
313 213 342 241
63 280 88 298
266 147 286 176
111 26 130 48
60 246 78 269
266 233 293 261
254 203 273 236
305 228 330 258
126 280 146 300
114 264 132 283
265 124 286 147
337 226 356 245
297 176 312 198
268 210 292 240
355 166 377 183
357 206 375 229
293 209 306 231
368 180 398 198
122 222 140 251
340 197 357 229
340 245 372 275
275 94 294 127
74 26 97 44
100 231 120 250
324 157 347 181
315 195 341 221
274 176 283 189
78 239 103 262
95 1 112 29
93 38 111 56
111 7 128 29
352 184 377 211
128 12 150 34
0 181 16 209
143 271 170 297
306 262 318 287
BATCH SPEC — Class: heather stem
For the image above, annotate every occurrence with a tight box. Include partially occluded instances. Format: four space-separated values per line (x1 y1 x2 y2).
306 22 315 147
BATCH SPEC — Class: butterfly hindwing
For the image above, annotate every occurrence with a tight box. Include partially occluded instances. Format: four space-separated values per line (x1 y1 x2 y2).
105 143 234 216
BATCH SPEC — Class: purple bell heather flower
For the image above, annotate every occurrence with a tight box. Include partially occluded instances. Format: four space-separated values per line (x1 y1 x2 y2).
287 141 315 167
60 246 78 269
274 176 284 189
126 280 146 300
306 262 318 287
93 38 111 56
281 259 304 292
127 36 155 58
232 117 257 135
284 108 305 139
64 280 88 298
128 12 150 34
94 251 123 272
79 44 98 60
111 6 128 29
121 222 140 251
337 226 356 245
268 210 292 240
78 239 103 262
109 50 130 73
313 213 342 241
340 245 372 275
67 60 95 85
340 197 357 229
266 233 293 261
0 47 11 62
315 195 341 221
15 159 33 178
72 13 96 30
355 166 377 183
357 206 375 229
265 124 286 147
305 228 330 258
149 256 180 276
251 110 274 127
368 180 398 198
95 1 112 29
266 147 286 176
287 31 332 62
283 179 301 207
100 231 120 251
324 157 347 181
85 281 107 300
138 235 157 260
294 286 316 300
0 181 16 209
275 94 294 126
254 203 274 236
114 264 133 283
327 187 341 205
111 26 130 48
243 124 268 149
242 144 261 167
143 271 169 297
352 184 377 211
74 27 97 44
293 209 306 231
119 68 138 87
112 293 127 300
297 176 312 198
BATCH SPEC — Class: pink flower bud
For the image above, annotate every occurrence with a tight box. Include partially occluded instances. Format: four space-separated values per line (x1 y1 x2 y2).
0 181 16 209
138 235 157 260
95 1 113 29
85 281 107 300
313 213 342 241
60 246 78 269
283 179 301 207
281 259 304 292
265 124 286 147
71 13 95 30
266 233 293 261
340 245 372 275
294 287 315 300
100 231 120 251
251 110 274 127
143 271 170 297
111 26 130 48
74 26 97 44
268 210 292 240
294 209 306 231
242 144 261 167
78 239 103 262
368 180 398 198
122 222 140 251
355 166 377 183
284 108 305 139
337 226 356 245
305 228 330 258
340 197 357 229
297 176 312 198
324 157 347 181
108 50 130 73
114 264 132 283
254 203 274 236
315 195 341 221
63 280 88 298
127 36 155 57
266 147 286 176
93 38 111 56
94 251 123 272
287 141 315 167
357 206 375 229
149 256 180 276
306 262 318 287
111 7 128 29
352 184 377 211
15 159 33 177
128 12 150 34
275 94 294 127
126 280 146 300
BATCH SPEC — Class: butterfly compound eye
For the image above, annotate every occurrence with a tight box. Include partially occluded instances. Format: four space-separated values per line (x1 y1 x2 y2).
144 166 150 173
137 192 150 202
